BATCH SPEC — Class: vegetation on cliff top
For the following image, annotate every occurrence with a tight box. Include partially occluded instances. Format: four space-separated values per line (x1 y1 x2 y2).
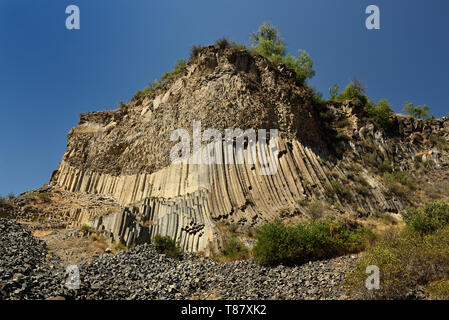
131 21 438 148
327 77 437 136
403 101 432 119
132 22 316 100
249 22 315 85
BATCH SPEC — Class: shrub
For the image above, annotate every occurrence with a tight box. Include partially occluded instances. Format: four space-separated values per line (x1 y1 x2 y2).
37 192 50 202
371 211 398 225
362 151 378 167
215 39 248 51
366 99 394 133
422 180 449 200
345 201 449 299
345 223 449 299
172 59 187 74
228 222 238 233
253 220 373 266
220 234 249 261
354 173 369 186
134 89 143 98
307 200 326 220
118 101 127 108
336 132 350 141
161 59 187 81
378 160 393 173
153 234 182 258
80 225 92 234
336 79 369 106
25 191 38 200
278 205 291 217
325 180 353 202
345 230 419 299
324 182 334 198
215 37 230 49
213 222 249 261
134 86 154 99
335 80 397 135
429 135 449 151
133 78 169 100
352 173 371 196
190 44 203 60
229 41 248 51
90 234 99 241
0 195 6 204
383 172 415 198
113 241 128 253
436 139 449 151
402 202 449 235
426 280 449 299
355 184 370 197
415 154 423 163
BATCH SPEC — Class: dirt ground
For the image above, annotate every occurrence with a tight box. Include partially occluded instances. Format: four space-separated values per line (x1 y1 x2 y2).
20 221 110 267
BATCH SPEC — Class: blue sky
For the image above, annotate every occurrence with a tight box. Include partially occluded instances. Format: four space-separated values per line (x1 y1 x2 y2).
1 0 448 195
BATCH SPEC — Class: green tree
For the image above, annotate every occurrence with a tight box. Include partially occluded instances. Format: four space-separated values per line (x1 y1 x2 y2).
367 99 394 132
337 78 369 106
250 22 286 59
329 83 340 100
250 22 315 85
284 50 316 84
403 102 431 119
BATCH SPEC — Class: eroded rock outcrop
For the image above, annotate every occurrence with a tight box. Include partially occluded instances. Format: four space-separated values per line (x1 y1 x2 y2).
41 46 449 252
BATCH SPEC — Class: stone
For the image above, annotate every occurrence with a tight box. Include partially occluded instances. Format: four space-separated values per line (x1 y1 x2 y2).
12 273 24 282
46 296 66 300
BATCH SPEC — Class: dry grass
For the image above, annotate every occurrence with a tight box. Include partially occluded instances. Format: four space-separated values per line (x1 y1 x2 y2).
345 202 449 299
32 230 54 237
212 221 250 262
37 228 110 265
19 186 122 224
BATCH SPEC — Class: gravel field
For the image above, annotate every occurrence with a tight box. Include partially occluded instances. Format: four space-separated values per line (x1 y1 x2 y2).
0 218 355 300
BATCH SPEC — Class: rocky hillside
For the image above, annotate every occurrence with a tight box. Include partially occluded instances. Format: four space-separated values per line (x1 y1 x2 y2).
8 45 449 254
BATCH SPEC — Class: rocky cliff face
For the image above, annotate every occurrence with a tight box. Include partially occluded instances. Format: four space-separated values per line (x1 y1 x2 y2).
30 46 449 253
57 46 324 177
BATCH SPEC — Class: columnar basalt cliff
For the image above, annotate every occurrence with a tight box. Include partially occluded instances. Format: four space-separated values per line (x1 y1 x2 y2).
42 45 449 252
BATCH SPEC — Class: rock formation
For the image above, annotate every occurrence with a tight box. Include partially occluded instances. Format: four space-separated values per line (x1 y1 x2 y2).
19 45 448 253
